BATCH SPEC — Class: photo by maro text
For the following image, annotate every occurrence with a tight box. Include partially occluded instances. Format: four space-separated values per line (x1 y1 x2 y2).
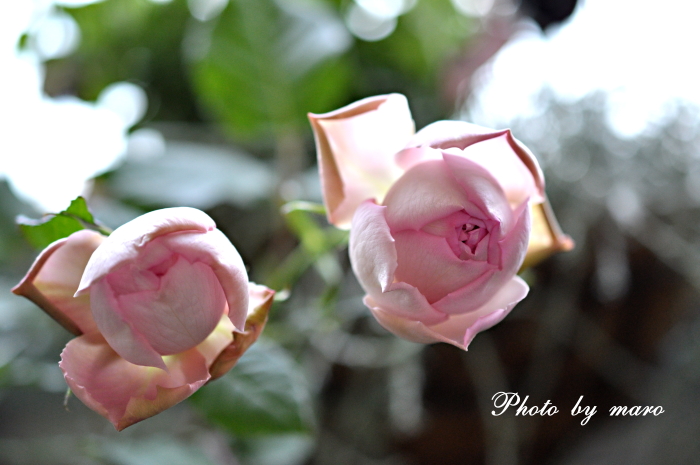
492 392 665 426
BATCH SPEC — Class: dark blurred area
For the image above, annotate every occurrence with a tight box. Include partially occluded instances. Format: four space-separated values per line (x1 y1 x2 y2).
519 0 579 30
6 0 700 464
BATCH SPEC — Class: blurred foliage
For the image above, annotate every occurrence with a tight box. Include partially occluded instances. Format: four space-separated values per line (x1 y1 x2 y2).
0 182 36 271
55 0 196 120
190 0 354 140
191 339 314 436
267 202 347 292
55 0 478 144
106 140 275 209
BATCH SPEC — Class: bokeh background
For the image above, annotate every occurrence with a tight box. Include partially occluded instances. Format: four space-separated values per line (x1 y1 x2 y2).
2 0 700 464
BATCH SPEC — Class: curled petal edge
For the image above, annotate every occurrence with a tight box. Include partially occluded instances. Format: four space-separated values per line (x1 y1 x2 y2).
158 229 250 332
76 207 216 295
349 200 448 325
366 276 529 350
522 197 575 269
60 332 212 431
12 230 105 336
404 121 545 204
309 94 414 228
208 283 275 381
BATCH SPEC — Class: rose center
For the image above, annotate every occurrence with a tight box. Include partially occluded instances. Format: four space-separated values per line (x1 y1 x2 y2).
457 219 487 255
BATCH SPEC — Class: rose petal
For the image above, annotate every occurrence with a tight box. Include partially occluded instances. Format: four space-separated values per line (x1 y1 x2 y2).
90 278 167 370
432 202 530 314
522 198 575 269
405 120 502 152
459 133 539 208
60 331 223 431
12 230 105 335
394 147 443 171
367 276 528 350
441 152 515 235
114 258 227 356
382 158 488 233
197 315 236 366
349 201 447 325
77 207 216 295
208 283 274 381
392 229 496 304
158 229 249 331
309 94 414 228
406 121 545 203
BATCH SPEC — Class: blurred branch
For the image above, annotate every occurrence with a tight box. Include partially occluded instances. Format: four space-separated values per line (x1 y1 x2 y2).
463 335 519 465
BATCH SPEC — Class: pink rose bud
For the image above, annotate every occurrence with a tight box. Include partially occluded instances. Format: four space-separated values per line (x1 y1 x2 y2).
13 207 273 430
309 94 572 350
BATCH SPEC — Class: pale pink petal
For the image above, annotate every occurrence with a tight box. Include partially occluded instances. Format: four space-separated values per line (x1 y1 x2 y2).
60 332 213 431
428 275 529 349
90 278 167 370
382 159 484 232
114 258 226 356
392 229 496 305
12 230 105 335
367 276 528 350
158 229 249 331
432 203 530 314
77 208 216 295
508 132 545 204
365 296 447 344
246 282 275 318
441 153 515 235
309 94 414 228
406 121 545 203
405 120 501 152
460 133 539 208
394 147 443 171
349 201 447 325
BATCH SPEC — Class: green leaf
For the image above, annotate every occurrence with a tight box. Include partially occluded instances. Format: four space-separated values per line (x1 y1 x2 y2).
280 201 326 216
265 205 347 290
17 197 107 250
63 196 96 224
190 339 314 436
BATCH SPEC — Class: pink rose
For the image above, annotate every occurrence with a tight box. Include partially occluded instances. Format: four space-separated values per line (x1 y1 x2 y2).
309 94 572 350
13 207 273 430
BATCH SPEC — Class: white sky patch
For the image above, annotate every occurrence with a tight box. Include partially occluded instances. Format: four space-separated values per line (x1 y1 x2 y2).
0 1 135 213
470 0 700 137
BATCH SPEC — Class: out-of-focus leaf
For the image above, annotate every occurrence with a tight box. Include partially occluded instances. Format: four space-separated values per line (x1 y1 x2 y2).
267 206 347 290
0 433 220 465
285 208 328 256
281 200 326 216
190 0 353 139
0 180 36 266
108 141 275 209
97 436 218 465
60 0 195 120
190 339 314 436
17 197 106 250
237 434 314 465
